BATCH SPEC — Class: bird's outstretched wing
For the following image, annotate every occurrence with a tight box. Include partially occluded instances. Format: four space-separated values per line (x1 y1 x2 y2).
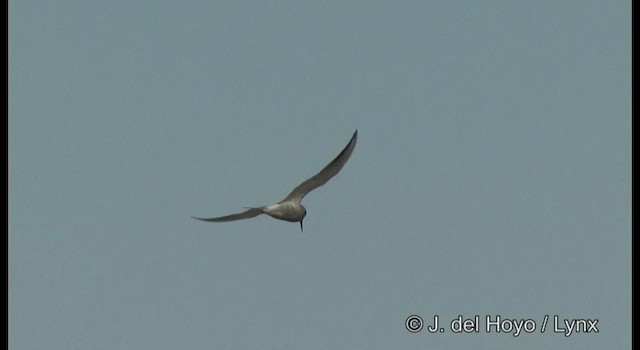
279 130 357 204
192 207 263 222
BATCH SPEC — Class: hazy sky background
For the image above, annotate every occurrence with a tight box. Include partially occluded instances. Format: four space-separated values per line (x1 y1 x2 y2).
10 1 630 349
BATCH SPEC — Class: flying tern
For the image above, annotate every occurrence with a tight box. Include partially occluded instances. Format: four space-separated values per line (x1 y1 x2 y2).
192 130 358 232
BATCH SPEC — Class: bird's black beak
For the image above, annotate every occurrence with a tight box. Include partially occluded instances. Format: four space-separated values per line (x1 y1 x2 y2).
299 219 304 233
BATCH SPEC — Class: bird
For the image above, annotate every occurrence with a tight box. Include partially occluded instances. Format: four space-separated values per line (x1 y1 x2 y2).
192 130 358 232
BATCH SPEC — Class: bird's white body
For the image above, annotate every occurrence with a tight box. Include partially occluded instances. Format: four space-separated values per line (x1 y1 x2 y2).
261 202 306 222
193 130 358 231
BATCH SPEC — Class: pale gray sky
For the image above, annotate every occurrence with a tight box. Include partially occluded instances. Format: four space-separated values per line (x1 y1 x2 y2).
10 1 630 349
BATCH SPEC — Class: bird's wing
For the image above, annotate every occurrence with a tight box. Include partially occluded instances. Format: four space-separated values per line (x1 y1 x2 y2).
192 207 263 222
279 130 357 204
